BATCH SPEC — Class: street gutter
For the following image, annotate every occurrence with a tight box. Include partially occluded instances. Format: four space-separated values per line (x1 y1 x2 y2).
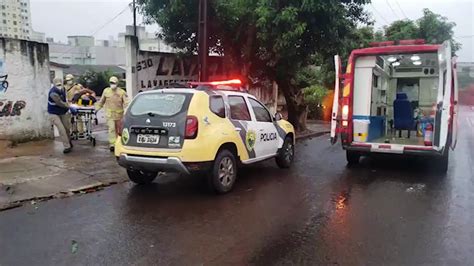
0 180 128 212
296 131 330 141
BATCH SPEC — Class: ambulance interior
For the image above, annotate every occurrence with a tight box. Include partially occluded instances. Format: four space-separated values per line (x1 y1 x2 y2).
352 53 439 146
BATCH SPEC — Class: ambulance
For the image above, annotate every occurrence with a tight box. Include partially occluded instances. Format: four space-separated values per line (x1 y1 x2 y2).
331 40 458 172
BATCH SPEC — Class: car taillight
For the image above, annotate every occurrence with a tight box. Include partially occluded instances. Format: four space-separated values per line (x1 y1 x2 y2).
185 116 198 139
342 105 349 120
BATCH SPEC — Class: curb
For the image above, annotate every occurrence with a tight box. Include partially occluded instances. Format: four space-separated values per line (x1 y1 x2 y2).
296 131 330 141
0 180 127 212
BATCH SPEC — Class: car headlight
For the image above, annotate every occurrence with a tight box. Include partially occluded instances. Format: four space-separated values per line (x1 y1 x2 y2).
122 128 130 144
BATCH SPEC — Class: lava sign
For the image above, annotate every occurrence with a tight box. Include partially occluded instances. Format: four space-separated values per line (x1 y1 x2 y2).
136 51 232 91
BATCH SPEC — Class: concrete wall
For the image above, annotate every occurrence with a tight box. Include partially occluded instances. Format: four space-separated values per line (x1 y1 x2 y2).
0 38 52 142
124 35 278 109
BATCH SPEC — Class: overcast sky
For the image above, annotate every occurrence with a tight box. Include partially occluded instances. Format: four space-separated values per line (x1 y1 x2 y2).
30 0 473 61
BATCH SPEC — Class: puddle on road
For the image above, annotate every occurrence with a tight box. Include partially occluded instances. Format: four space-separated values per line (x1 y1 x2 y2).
406 184 426 193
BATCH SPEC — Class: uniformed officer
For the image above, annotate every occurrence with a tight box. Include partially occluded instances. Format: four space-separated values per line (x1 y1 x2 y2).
64 74 86 136
96 76 130 151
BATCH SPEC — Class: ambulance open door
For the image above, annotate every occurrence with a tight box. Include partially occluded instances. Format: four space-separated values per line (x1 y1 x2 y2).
331 55 342 145
434 41 452 151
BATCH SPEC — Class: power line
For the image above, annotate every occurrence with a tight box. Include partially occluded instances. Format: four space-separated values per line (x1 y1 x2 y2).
56 3 131 57
455 35 474 39
385 0 400 20
370 3 390 25
394 0 408 19
90 4 131 36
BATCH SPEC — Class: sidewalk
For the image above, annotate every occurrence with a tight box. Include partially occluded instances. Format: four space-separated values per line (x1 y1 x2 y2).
0 120 330 211
296 120 330 140
0 129 127 211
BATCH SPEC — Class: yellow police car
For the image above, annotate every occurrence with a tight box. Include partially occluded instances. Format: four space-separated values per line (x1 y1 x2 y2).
115 80 295 193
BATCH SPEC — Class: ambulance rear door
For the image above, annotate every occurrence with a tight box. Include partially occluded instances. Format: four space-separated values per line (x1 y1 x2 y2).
434 41 452 151
331 55 342 145
451 57 459 150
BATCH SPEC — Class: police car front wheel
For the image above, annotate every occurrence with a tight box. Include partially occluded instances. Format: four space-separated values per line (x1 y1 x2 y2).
127 169 157 185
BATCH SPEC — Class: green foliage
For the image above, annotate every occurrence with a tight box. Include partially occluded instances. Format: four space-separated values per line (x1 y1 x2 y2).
417 9 461 53
375 8 460 54
303 84 329 120
303 85 328 106
384 20 418 41
78 70 124 96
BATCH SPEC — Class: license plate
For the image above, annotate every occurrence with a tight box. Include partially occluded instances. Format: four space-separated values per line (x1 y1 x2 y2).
137 134 160 144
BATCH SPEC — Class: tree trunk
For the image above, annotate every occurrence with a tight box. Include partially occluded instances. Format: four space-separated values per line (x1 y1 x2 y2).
276 77 308 132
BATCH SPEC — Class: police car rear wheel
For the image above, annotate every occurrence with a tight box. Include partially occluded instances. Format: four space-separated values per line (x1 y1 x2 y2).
127 169 157 185
208 150 237 194
276 136 294 168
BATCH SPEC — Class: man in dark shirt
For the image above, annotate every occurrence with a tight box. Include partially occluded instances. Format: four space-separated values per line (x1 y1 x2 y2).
48 78 75 153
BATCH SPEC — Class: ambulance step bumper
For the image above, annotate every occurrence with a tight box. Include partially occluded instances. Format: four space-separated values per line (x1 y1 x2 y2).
118 154 190 175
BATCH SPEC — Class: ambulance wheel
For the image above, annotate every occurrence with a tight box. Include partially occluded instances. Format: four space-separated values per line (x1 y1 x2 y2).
346 151 361 165
435 148 449 173
127 169 157 185
208 150 237 194
276 136 294 168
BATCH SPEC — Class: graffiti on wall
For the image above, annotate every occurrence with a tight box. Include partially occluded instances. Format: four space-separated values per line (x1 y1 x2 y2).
0 59 7 94
137 52 232 90
0 100 26 117
0 75 9 94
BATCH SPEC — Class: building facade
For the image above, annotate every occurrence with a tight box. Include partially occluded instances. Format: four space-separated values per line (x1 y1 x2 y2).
0 0 44 42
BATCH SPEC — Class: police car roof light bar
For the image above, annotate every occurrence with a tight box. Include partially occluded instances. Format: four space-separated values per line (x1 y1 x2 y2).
188 79 246 92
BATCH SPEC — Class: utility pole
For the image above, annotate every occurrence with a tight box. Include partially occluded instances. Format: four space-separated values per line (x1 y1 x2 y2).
198 0 209 81
133 0 137 37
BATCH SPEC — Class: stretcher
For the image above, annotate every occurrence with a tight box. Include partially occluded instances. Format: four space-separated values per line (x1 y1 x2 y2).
70 105 98 146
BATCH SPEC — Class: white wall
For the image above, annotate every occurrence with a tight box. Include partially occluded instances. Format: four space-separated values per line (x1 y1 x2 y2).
353 56 376 117
0 38 53 142
50 65 64 83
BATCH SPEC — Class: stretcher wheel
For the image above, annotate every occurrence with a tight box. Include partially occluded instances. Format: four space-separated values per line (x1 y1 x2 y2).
92 138 96 147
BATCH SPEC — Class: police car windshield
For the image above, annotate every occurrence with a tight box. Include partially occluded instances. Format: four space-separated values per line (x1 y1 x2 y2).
130 93 187 117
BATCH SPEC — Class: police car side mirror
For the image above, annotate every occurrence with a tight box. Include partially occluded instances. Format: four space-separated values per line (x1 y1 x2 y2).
274 112 283 121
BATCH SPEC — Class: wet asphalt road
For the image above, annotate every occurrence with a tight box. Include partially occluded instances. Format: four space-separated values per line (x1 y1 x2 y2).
1 107 473 266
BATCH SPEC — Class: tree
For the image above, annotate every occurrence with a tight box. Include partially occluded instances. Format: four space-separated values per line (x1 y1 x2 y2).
384 20 418 41
377 9 460 54
137 0 370 131
78 70 121 96
417 8 460 53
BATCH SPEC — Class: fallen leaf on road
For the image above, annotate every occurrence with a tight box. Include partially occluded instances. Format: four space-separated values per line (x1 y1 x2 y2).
71 240 78 254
